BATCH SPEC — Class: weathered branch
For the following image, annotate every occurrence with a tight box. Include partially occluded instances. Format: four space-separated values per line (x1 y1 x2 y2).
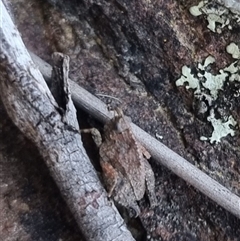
0 2 135 240
29 53 240 220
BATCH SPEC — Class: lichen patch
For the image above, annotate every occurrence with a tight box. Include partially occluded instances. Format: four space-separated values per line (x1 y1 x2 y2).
189 0 240 33
200 109 237 143
176 46 240 143
226 42 240 59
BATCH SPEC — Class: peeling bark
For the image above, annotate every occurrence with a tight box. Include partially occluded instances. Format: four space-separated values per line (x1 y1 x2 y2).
0 2 135 240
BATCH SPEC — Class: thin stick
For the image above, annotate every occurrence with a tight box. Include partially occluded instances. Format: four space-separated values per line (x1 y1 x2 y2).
30 51 240 219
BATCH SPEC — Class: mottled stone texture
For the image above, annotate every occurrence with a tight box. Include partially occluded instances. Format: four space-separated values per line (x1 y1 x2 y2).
1 0 240 240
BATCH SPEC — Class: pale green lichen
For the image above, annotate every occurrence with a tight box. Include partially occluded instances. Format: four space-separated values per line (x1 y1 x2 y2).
199 69 228 100
226 42 240 59
225 42 240 82
176 56 228 101
189 0 240 33
176 50 239 143
224 61 240 82
176 65 201 93
200 110 237 143
189 1 206 16
198 55 215 70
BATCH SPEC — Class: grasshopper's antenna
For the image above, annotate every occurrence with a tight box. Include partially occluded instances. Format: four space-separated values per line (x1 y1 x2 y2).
96 94 122 104
96 93 125 113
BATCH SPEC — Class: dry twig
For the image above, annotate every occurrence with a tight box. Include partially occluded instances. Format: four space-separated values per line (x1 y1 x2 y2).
0 2 135 240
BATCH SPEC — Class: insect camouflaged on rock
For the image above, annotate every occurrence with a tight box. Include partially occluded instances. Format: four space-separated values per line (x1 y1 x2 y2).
82 108 157 217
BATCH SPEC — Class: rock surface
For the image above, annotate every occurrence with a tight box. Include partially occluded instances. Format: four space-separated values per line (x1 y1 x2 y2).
1 0 240 240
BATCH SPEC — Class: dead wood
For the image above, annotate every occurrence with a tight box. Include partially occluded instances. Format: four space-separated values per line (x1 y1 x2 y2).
0 2 135 241
30 51 240 220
